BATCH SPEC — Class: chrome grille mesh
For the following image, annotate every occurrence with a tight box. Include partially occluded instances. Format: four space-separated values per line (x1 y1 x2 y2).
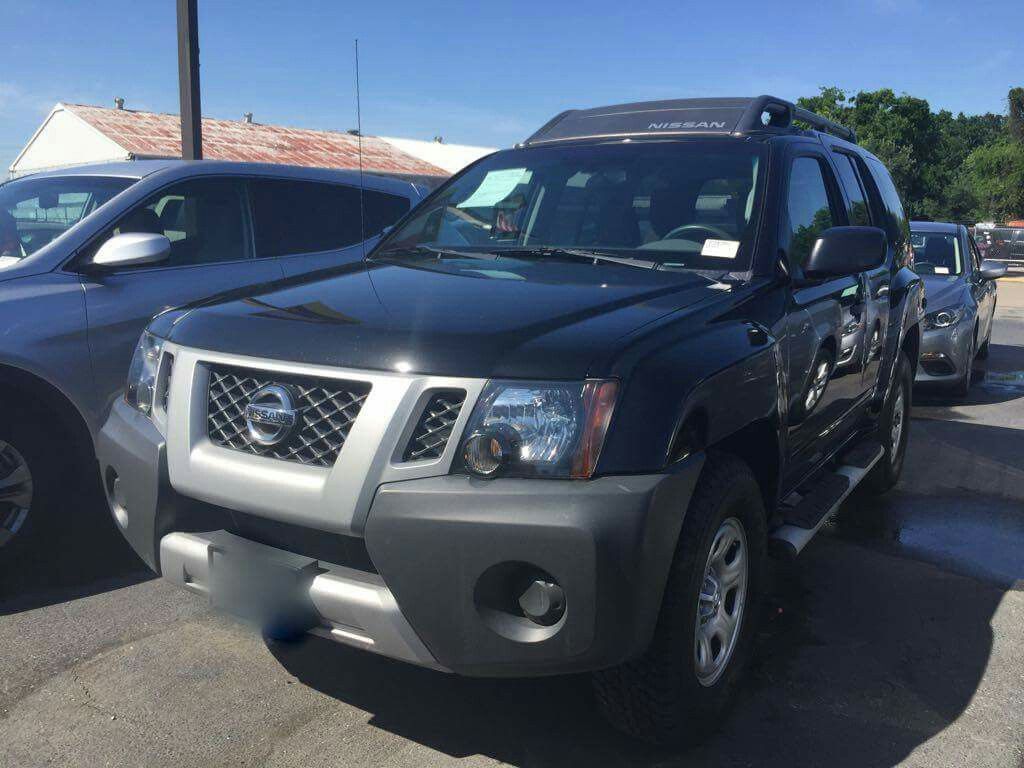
403 390 466 462
206 365 371 467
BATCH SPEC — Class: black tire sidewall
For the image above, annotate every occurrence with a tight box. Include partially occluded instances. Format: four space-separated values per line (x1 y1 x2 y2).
867 352 911 493
0 413 66 553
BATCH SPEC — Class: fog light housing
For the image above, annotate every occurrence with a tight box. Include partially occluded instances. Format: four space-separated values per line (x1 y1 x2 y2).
462 425 520 477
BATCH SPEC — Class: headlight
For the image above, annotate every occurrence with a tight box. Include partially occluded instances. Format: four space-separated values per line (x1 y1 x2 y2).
923 305 965 330
125 331 165 414
458 379 618 479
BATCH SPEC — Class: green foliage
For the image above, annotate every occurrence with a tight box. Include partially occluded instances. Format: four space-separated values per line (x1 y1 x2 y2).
796 87 1021 223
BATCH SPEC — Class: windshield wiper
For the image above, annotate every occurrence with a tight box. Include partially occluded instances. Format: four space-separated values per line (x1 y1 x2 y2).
372 244 501 263
498 246 657 270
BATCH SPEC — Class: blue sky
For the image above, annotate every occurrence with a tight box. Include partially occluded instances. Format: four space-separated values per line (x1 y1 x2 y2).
2 0 1022 170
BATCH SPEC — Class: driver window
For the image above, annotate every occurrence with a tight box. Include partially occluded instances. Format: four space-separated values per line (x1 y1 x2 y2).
785 157 836 271
89 178 250 268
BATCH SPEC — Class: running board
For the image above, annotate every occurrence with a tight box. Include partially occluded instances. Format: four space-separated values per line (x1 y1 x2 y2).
769 441 884 559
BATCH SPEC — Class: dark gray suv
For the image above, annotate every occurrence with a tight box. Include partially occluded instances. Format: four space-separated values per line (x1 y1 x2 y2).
0 160 424 551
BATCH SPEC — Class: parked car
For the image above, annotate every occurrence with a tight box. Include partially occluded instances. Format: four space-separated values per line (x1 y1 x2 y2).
97 96 923 744
910 221 1006 395
973 222 1024 271
0 160 424 551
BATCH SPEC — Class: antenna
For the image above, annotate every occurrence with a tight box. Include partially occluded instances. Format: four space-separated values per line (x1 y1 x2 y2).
355 39 366 259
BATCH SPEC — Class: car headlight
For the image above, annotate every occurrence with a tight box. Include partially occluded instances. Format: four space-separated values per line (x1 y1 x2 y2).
125 330 165 415
458 379 618 479
923 305 965 330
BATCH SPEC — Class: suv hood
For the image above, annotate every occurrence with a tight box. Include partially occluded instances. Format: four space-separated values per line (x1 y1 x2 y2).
163 260 725 379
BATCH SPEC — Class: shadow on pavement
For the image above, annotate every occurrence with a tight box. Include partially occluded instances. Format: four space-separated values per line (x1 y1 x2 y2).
914 344 1024 408
270 536 1004 767
0 474 151 614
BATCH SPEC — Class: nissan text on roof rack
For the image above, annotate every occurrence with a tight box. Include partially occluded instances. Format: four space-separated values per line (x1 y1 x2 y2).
97 96 924 744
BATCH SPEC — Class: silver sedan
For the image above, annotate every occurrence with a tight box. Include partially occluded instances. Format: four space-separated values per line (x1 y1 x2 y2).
911 221 1007 395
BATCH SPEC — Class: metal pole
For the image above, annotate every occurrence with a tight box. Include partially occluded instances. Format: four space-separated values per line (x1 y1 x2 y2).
177 0 202 160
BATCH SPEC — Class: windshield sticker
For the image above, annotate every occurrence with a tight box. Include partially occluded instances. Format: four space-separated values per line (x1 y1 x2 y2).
933 266 950 274
458 169 531 209
701 239 740 259
0 256 19 269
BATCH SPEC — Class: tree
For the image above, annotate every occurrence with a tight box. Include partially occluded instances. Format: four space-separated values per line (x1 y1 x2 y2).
960 139 1024 222
1009 87 1024 143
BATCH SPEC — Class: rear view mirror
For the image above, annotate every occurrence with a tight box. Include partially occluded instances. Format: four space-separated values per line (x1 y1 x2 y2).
979 260 1008 280
804 226 887 279
90 232 170 269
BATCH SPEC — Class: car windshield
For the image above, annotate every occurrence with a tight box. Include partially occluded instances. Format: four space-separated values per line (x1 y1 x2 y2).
0 175 135 268
910 231 962 275
373 140 766 274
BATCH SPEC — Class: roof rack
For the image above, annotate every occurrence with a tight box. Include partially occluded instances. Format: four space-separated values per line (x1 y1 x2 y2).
522 95 857 146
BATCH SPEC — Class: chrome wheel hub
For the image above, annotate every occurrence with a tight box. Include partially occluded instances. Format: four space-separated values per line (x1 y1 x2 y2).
890 386 905 465
694 517 748 687
0 440 33 547
805 360 830 412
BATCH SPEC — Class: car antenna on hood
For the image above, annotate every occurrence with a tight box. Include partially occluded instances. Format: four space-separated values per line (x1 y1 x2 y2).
355 38 366 259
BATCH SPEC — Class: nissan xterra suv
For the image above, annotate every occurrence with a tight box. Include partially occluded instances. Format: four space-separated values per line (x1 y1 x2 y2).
98 96 923 744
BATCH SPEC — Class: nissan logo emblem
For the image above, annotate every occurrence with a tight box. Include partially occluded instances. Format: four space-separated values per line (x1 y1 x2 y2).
244 384 301 446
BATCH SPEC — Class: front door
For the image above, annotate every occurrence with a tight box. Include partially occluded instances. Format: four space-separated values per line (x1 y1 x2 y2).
781 152 868 488
76 177 283 419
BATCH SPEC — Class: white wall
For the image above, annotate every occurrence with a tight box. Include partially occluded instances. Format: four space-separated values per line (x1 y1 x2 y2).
9 105 128 176
379 136 495 174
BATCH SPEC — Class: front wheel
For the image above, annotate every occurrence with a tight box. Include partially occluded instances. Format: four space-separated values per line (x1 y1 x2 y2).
864 351 912 495
592 454 765 745
0 413 67 554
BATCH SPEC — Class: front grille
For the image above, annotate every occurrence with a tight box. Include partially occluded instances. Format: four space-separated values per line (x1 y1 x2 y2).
207 365 371 467
403 390 466 461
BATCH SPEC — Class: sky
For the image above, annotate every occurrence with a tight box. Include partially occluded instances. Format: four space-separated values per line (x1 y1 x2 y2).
2 0 1022 171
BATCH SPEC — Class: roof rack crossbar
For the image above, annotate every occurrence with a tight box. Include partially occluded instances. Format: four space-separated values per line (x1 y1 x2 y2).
735 95 857 143
791 106 857 143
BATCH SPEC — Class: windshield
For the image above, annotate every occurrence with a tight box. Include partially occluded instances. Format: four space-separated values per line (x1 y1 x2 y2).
375 140 765 272
0 175 135 267
910 230 962 276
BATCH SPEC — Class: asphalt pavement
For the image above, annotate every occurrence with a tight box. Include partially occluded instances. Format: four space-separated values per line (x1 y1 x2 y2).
2 284 1024 768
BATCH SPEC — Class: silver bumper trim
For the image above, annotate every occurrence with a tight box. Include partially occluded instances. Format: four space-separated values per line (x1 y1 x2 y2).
159 531 447 671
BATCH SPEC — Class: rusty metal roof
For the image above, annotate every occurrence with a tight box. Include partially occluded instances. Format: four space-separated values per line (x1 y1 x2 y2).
66 104 449 177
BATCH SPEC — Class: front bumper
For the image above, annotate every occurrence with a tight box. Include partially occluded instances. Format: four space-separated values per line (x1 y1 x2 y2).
915 319 973 384
98 398 703 677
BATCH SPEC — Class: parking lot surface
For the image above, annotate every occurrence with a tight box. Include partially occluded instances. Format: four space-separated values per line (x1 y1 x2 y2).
2 284 1024 768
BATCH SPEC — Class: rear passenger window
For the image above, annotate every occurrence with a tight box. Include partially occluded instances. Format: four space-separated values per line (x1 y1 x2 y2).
785 157 836 269
363 189 411 239
251 180 362 258
864 158 912 266
833 154 871 226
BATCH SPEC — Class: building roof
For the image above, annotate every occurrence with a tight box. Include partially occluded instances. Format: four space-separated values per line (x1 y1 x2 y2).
66 103 449 176
12 103 465 178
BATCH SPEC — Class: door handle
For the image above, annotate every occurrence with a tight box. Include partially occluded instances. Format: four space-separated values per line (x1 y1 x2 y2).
875 284 890 299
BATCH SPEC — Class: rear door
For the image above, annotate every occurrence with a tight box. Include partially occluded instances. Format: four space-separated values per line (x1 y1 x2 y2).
781 148 866 487
77 177 284 416
830 149 890 391
966 229 996 341
249 178 412 278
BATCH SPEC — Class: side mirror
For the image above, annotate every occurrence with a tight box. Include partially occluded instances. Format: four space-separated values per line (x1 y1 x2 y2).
90 232 170 269
979 260 1008 280
803 226 887 279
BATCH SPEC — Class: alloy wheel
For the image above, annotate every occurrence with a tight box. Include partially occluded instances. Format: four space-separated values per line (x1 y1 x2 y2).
0 440 33 547
694 517 748 687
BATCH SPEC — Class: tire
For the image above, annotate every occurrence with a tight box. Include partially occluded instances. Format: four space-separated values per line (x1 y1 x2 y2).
977 335 990 360
0 411 68 554
592 453 766 745
950 328 976 398
863 351 912 495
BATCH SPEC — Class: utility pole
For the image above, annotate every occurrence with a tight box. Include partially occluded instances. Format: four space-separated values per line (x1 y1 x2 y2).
177 0 202 160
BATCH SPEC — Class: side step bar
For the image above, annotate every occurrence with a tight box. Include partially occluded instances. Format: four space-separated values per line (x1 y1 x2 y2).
769 441 884 559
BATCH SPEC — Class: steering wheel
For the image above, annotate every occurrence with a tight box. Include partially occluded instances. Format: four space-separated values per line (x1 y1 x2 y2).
659 223 735 242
